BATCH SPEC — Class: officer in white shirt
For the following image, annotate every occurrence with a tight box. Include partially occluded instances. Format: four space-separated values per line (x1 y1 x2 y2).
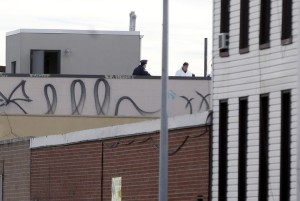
175 62 193 77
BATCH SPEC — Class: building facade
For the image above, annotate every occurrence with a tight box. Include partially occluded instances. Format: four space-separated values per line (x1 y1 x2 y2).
0 112 211 201
6 29 141 75
30 113 211 201
212 0 297 200
0 75 211 139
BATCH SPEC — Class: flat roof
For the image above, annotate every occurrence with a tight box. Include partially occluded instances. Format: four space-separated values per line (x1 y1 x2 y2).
6 29 141 37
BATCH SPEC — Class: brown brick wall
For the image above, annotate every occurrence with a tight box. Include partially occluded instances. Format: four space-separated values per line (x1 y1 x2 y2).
31 126 210 201
0 138 31 201
31 141 102 201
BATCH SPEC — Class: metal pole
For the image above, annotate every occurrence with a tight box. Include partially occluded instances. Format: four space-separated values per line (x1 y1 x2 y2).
160 0 169 200
204 38 207 77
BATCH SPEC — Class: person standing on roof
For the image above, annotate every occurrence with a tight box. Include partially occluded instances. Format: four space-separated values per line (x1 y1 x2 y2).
175 62 193 77
132 60 151 76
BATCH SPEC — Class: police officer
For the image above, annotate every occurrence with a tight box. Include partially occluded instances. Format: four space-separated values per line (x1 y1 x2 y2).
132 60 151 76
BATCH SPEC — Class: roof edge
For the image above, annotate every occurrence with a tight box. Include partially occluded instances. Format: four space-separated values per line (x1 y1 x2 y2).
6 29 140 36
30 111 212 149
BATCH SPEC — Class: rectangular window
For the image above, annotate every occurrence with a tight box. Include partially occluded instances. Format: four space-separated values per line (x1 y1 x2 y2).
259 0 271 49
219 100 228 201
281 0 292 45
220 0 230 57
11 61 16 74
239 0 249 53
238 98 248 201
280 90 291 201
259 94 269 201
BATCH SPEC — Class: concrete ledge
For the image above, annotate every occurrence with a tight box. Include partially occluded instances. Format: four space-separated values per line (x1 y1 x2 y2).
30 111 212 149
0 136 31 145
6 29 140 36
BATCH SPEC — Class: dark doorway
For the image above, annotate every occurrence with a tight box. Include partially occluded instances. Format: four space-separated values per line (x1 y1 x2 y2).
31 50 60 74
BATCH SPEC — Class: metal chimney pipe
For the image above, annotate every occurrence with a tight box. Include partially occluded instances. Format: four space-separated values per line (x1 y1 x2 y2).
129 11 137 31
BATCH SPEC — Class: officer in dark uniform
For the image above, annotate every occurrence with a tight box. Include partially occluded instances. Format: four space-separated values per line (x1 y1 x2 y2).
132 60 151 76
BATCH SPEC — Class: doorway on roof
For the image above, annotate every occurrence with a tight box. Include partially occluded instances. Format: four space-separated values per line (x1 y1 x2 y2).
30 50 60 74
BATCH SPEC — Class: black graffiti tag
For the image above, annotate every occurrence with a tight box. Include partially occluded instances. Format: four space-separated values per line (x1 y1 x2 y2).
0 80 32 114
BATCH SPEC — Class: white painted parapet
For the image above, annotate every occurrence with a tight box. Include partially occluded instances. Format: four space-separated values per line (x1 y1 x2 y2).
0 75 211 117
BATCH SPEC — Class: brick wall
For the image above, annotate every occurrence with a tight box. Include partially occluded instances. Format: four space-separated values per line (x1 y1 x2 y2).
31 126 210 201
31 141 102 201
0 138 31 201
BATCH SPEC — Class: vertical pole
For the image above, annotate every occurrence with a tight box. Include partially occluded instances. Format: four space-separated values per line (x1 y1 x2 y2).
160 0 169 200
129 11 136 31
204 38 208 77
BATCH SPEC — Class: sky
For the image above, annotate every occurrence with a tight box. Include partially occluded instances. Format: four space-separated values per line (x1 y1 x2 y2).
0 0 212 76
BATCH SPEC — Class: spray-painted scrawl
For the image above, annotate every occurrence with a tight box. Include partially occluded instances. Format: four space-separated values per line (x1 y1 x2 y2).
0 80 32 114
0 78 211 116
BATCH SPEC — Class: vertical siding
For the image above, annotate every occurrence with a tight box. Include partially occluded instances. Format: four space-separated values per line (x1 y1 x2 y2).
212 0 298 200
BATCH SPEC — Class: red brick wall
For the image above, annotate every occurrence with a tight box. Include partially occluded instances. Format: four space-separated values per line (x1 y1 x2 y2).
31 141 102 201
0 138 31 201
31 126 210 201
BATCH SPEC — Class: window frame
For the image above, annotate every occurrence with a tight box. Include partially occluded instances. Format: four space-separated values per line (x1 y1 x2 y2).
218 99 228 201
239 0 249 53
280 90 291 201
281 0 293 45
258 94 269 201
259 0 271 49
238 97 248 201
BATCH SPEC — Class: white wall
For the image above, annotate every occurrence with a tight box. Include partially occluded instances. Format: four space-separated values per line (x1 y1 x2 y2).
0 76 211 117
6 29 141 75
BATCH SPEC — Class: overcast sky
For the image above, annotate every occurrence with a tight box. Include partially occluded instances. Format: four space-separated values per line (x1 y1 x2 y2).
0 0 212 76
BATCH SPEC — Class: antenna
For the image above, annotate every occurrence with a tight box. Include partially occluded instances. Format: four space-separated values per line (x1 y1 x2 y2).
204 38 207 77
129 11 137 31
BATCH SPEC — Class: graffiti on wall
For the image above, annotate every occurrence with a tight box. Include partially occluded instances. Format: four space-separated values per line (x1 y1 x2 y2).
0 79 210 116
0 80 32 114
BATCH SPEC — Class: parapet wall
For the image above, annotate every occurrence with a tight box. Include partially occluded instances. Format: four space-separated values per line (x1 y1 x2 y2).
0 75 211 117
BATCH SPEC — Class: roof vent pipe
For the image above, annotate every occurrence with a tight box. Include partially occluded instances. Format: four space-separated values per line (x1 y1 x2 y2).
129 11 137 31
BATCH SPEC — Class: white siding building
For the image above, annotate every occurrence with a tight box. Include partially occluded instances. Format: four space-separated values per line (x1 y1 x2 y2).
212 0 298 200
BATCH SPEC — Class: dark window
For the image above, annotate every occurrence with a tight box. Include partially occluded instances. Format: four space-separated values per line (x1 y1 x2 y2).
219 100 228 201
280 90 291 201
259 0 271 49
281 0 292 45
238 97 248 201
0 66 4 73
239 0 249 53
11 61 16 74
259 94 269 201
220 0 230 57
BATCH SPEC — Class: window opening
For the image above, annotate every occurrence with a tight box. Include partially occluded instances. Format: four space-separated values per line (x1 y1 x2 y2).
259 94 269 201
219 100 228 201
